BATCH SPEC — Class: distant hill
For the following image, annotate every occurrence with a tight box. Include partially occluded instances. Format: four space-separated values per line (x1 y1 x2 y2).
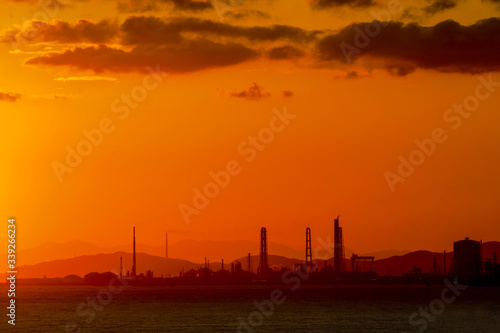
232 254 302 271
0 252 205 279
3 242 498 279
482 241 500 261
0 238 419 273
373 241 500 276
0 253 303 279
360 249 411 259
166 239 304 263
0 239 304 271
236 242 500 277
373 250 454 276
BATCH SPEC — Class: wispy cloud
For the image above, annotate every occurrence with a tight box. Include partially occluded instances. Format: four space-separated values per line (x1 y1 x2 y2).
0 91 22 102
54 76 117 82
230 82 271 101
0 89 75 102
1 19 118 45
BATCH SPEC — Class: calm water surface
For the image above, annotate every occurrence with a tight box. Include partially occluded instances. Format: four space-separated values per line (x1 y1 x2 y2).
1 284 499 332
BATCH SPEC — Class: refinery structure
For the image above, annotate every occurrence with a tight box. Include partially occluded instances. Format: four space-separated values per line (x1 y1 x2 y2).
108 216 500 286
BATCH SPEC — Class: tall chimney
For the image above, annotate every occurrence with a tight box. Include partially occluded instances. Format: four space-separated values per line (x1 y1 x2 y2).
306 228 312 268
259 228 268 274
334 216 341 273
132 227 136 277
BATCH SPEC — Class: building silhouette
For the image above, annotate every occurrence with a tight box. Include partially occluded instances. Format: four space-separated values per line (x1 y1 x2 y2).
454 237 481 284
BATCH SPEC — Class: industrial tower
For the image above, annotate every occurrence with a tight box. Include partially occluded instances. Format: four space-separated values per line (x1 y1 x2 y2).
334 216 345 273
132 226 137 278
259 227 269 274
306 228 312 270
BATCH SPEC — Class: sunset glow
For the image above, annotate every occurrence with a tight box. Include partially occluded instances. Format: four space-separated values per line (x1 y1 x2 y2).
2 0 500 267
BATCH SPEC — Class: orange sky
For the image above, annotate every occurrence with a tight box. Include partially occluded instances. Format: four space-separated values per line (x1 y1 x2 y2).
1 0 500 262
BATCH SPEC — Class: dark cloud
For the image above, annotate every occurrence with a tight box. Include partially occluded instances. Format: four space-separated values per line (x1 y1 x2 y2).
267 45 305 60
0 91 21 102
117 0 212 12
121 16 318 45
224 9 271 20
230 83 271 100
25 40 258 73
403 0 459 19
2 16 317 48
121 16 183 45
310 0 376 8
317 18 500 74
333 70 371 79
14 15 319 73
171 0 212 11
423 0 459 14
346 71 359 79
1 19 118 45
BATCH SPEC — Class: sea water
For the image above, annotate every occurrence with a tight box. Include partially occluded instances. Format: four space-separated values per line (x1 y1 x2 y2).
1 284 499 332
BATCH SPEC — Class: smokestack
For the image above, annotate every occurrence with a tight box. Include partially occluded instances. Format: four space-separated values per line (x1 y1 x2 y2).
306 227 312 266
132 227 137 278
259 228 268 274
165 232 168 259
334 216 341 273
